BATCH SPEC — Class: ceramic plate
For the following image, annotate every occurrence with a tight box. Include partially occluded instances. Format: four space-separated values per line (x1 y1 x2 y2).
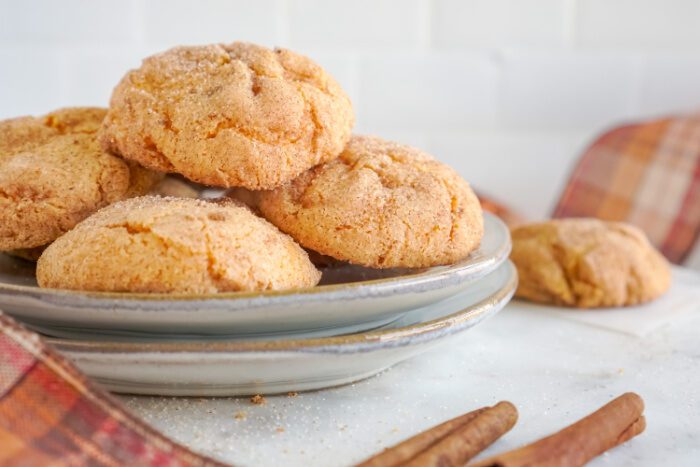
0 213 510 340
49 261 517 396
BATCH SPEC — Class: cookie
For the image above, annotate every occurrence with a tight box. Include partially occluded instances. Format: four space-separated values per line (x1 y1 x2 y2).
100 42 354 190
36 196 321 294
5 176 198 263
511 218 671 308
0 107 162 252
231 135 484 268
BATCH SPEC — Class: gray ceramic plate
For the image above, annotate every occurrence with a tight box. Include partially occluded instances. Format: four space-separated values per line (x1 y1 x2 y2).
49 260 517 396
0 213 509 340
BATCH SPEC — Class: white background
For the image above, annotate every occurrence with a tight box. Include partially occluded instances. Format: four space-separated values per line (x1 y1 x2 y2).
2 0 700 219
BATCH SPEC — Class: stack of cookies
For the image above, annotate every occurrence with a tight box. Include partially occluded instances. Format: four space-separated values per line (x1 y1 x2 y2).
1 42 484 294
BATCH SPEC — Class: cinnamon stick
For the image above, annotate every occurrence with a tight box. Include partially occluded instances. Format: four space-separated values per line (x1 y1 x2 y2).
357 408 486 467
404 401 518 467
357 401 518 467
616 415 646 445
469 392 645 467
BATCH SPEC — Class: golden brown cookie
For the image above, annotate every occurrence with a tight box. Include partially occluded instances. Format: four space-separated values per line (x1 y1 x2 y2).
36 196 321 294
511 218 671 308
100 42 354 190
0 107 162 252
5 176 196 263
232 135 484 268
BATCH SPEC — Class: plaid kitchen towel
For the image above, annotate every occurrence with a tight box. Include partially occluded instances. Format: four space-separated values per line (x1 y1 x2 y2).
0 311 226 467
553 115 700 265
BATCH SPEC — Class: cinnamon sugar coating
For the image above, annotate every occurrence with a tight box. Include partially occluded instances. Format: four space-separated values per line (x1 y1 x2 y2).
99 42 354 190
511 219 671 307
232 136 484 268
36 196 321 294
0 107 161 251
6 176 197 263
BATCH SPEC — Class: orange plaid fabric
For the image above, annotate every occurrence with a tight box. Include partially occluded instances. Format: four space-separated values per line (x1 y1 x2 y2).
553 116 700 264
0 312 226 467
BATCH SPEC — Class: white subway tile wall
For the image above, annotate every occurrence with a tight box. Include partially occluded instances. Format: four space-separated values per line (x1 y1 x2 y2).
499 50 639 130
432 0 569 49
575 0 700 50
288 0 427 50
357 52 500 131
1 0 699 218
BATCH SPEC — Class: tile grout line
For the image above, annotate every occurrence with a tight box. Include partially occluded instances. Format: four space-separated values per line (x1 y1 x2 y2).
562 0 578 49
130 0 146 45
626 52 646 117
417 0 433 53
276 0 291 46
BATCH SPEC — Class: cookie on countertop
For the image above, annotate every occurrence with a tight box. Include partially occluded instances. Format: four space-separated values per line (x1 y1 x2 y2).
100 42 354 190
231 135 484 269
511 218 671 308
0 107 162 253
36 196 321 294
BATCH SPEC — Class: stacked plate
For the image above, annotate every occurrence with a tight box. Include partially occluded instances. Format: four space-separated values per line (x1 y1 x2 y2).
0 213 516 396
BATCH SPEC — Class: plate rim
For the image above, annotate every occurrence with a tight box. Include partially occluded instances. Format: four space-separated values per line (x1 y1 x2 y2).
0 213 509 304
47 261 517 354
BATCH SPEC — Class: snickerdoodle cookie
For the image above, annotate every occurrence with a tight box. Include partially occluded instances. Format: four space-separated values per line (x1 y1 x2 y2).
36 197 321 294
232 136 484 268
511 219 671 308
100 42 354 190
6 176 196 263
0 107 162 253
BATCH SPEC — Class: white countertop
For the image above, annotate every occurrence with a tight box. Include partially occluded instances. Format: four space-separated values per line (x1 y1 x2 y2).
121 298 700 466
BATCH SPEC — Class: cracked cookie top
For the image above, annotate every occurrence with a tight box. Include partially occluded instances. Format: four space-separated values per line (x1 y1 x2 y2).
36 196 321 293
232 135 484 268
99 42 354 190
5 176 197 263
0 107 162 251
511 218 671 308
